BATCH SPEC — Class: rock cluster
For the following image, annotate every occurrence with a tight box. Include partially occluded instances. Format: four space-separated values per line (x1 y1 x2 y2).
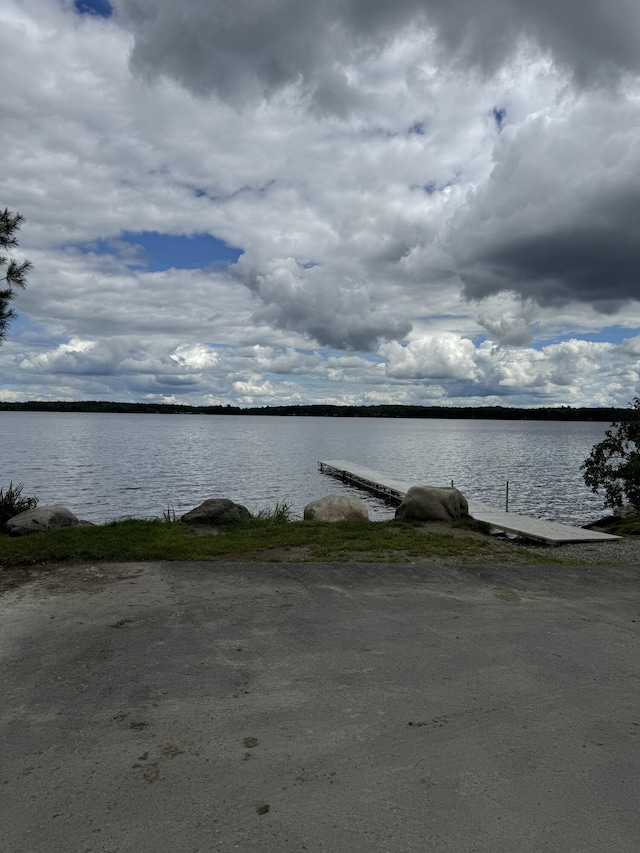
4 486 472 535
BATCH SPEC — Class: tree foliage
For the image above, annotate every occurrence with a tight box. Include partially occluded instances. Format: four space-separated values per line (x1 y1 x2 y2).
581 397 640 509
1 208 31 343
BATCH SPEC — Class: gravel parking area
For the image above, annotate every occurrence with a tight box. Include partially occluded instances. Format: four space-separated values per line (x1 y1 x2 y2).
520 534 640 564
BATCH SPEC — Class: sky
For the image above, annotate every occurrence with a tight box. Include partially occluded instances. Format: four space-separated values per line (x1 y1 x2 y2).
1 0 640 408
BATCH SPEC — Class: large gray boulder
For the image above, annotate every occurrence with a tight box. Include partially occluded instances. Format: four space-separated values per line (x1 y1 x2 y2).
181 498 252 526
5 505 81 536
304 495 369 522
395 486 469 522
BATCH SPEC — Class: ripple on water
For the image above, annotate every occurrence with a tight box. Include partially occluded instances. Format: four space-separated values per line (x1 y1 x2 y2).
0 412 610 525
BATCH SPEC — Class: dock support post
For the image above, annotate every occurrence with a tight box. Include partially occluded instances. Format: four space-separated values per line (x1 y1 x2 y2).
505 481 509 512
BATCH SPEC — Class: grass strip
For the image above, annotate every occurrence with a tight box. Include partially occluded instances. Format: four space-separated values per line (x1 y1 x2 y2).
0 517 571 567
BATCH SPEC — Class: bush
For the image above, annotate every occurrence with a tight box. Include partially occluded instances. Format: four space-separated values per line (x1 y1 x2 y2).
581 398 640 510
0 481 38 530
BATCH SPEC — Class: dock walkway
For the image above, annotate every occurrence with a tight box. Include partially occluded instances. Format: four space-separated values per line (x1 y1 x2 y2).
319 460 620 544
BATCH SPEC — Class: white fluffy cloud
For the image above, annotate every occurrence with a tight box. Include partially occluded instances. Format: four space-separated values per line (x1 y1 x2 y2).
380 336 480 381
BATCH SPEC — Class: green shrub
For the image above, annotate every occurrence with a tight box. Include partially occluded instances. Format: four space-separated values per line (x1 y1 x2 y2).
0 481 38 530
581 397 640 509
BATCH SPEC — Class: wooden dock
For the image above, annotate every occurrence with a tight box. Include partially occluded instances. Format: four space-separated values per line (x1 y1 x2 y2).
318 460 620 544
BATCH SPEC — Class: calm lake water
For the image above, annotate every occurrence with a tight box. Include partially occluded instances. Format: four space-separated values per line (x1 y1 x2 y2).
0 412 611 525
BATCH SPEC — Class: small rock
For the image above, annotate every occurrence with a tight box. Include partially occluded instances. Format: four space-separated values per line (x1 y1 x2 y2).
181 498 252 526
303 495 369 522
5 505 81 536
395 486 468 522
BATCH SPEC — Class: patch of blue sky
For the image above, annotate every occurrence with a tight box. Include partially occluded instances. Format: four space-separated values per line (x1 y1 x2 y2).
416 314 465 323
360 353 384 363
470 334 490 347
8 316 63 352
75 232 243 272
262 373 306 384
191 181 277 202
320 349 382 364
360 125 399 140
492 107 506 131
74 0 113 17
6 314 41 338
121 232 242 271
531 326 640 350
233 181 276 198
413 175 460 195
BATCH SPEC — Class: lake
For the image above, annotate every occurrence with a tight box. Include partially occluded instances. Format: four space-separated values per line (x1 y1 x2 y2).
0 412 611 526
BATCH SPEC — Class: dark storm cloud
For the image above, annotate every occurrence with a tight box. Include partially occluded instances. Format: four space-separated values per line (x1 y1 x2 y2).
461 192 640 310
118 0 640 105
449 94 640 312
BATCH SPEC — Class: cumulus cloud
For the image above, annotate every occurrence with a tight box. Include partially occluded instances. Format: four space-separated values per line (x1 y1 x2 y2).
622 336 640 356
506 339 640 408
18 337 220 392
235 255 411 351
19 337 122 376
474 294 539 346
252 345 323 375
478 315 534 347
170 343 219 370
380 335 479 380
372 334 638 407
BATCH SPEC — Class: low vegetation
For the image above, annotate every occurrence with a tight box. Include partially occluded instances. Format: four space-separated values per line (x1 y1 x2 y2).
0 514 572 568
0 482 38 531
587 514 640 536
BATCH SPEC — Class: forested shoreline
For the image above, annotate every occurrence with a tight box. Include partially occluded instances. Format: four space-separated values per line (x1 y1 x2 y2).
0 400 630 421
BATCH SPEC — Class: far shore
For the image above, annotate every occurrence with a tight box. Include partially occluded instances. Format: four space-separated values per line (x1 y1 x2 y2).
0 400 631 422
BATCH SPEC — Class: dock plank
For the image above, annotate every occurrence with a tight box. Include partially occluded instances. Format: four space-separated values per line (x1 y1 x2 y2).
319 460 620 544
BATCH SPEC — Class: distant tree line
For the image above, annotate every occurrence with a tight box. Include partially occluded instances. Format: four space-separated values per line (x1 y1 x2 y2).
0 400 632 421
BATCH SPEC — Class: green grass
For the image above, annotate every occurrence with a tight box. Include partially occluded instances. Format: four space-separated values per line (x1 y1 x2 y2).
0 516 573 568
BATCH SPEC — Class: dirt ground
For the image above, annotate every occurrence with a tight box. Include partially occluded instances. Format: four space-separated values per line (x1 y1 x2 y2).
2 557 640 852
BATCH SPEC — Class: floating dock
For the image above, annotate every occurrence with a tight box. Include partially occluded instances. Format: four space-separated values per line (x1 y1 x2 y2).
318 460 621 545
